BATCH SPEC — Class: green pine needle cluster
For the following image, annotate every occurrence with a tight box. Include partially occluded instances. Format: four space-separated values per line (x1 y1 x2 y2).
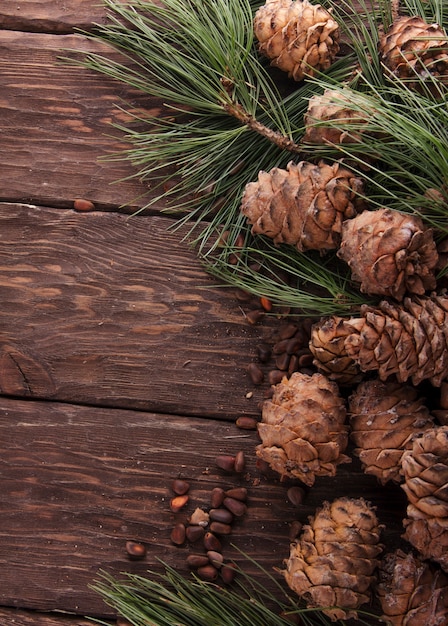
90 562 382 626
74 0 448 317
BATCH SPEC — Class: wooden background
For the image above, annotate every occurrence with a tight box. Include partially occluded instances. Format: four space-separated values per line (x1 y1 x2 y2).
0 2 406 625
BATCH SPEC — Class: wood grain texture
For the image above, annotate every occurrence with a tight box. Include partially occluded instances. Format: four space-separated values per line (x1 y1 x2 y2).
0 0 110 34
0 396 404 619
0 608 104 625
0 202 269 417
0 30 156 212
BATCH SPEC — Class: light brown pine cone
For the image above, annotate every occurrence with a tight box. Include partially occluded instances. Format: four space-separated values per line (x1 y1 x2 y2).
401 426 448 572
349 379 435 484
241 160 365 252
377 549 448 625
284 497 383 621
256 371 350 486
338 208 438 300
254 0 340 81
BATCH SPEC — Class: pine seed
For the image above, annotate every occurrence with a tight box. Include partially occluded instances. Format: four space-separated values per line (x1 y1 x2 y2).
287 486 306 507
197 564 218 581
125 541 146 559
73 198 95 212
247 362 264 385
209 521 233 535
170 523 186 546
209 508 234 524
225 487 248 502
204 532 222 552
275 352 291 371
277 323 299 341
245 309 265 325
170 494 189 512
235 416 258 430
223 497 247 517
207 550 224 568
210 487 225 508
215 455 236 472
172 479 190 495
234 450 246 473
186 554 210 569
185 525 206 543
256 343 272 363
221 563 237 584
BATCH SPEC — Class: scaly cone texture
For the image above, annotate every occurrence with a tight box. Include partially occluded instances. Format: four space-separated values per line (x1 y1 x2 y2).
253 0 340 81
309 293 448 387
348 379 435 485
377 549 448 625
256 371 350 486
337 208 438 301
379 15 448 93
303 88 370 145
401 426 448 572
241 160 365 252
284 497 383 621
308 316 364 386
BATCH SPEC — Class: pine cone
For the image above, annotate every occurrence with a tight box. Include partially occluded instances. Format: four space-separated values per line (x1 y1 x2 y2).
401 426 448 572
256 371 350 486
377 549 448 625
309 315 364 385
349 379 435 485
303 88 370 145
241 160 365 252
310 293 448 387
284 497 383 621
254 0 340 81
379 16 448 93
338 208 438 300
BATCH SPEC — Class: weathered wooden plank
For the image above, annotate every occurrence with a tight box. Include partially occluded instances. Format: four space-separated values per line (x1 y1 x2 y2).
0 31 155 212
0 1 110 34
0 396 404 618
0 202 269 417
0 608 104 626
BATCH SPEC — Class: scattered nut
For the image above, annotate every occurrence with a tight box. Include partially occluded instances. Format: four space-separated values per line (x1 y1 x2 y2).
73 198 95 212
210 487 225 508
215 455 236 472
170 494 189 512
197 564 218 581
235 416 258 430
221 562 237 584
225 487 248 502
209 508 234 524
234 450 246 473
186 554 210 569
170 523 186 546
125 541 146 560
207 550 224 568
203 531 222 552
209 521 233 535
185 525 206 543
287 486 306 507
172 479 190 495
223 497 247 517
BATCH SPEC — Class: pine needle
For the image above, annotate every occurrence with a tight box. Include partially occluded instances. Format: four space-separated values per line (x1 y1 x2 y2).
89 562 383 626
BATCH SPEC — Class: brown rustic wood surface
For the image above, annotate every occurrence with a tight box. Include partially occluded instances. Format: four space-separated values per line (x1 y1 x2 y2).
0 2 405 625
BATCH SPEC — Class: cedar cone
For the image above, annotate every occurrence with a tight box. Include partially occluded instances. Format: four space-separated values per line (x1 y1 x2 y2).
401 426 448 572
241 160 365 252
303 88 370 145
256 371 350 486
348 379 435 485
379 16 448 93
338 208 438 300
377 549 448 625
254 0 340 81
310 293 448 387
284 497 383 621
308 315 365 386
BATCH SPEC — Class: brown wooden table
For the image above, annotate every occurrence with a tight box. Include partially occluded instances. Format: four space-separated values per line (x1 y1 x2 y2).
0 2 406 624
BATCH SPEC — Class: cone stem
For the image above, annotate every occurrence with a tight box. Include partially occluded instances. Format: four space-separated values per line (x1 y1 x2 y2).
222 99 303 154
